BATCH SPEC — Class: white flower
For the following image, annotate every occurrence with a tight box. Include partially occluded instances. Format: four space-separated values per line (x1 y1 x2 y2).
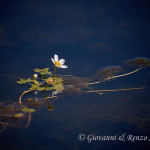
51 54 68 68
32 74 38 79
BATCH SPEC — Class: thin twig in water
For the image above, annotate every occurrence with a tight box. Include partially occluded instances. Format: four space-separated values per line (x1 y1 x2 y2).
87 68 142 85
86 87 146 93
86 86 102 95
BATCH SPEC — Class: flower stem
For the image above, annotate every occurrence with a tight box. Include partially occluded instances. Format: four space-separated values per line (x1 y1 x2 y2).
53 65 57 77
87 67 142 85
19 89 35 104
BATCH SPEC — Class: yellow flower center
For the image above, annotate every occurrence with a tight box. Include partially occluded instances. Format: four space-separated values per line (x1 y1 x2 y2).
55 61 61 66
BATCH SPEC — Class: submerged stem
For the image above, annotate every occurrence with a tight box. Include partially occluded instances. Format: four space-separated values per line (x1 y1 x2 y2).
43 88 54 111
19 89 35 104
87 86 102 95
87 67 142 85
86 87 146 93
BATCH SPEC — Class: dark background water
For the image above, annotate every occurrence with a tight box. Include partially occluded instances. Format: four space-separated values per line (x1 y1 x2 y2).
0 0 150 149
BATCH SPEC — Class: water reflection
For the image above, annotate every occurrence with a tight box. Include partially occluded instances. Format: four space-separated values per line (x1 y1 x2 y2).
0 102 31 133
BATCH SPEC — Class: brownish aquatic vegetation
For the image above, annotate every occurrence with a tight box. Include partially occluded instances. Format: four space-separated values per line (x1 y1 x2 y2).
0 55 150 133
93 65 124 80
123 57 150 68
0 102 31 133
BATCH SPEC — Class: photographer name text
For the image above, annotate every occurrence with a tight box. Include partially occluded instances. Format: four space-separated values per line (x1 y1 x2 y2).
78 134 150 143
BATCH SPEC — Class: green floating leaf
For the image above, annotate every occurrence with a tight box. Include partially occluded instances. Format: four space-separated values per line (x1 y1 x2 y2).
33 80 42 85
53 83 64 91
51 77 64 91
36 87 46 91
52 78 63 86
34 68 44 72
30 84 44 91
17 78 33 84
30 84 39 90
21 108 35 112
33 68 51 75
45 87 53 91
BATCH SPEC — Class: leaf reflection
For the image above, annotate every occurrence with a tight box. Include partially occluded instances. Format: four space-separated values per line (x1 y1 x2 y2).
0 102 32 133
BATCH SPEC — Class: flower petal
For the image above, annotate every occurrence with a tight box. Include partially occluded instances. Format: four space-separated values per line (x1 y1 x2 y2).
61 65 68 68
59 59 65 65
51 58 55 64
56 65 62 68
54 54 59 62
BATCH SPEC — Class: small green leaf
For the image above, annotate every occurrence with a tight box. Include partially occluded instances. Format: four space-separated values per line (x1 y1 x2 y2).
45 87 53 91
52 78 63 86
53 83 64 91
33 80 42 85
17 78 33 84
33 68 51 75
34 68 44 72
30 84 38 90
21 108 35 112
30 84 46 91
36 87 45 91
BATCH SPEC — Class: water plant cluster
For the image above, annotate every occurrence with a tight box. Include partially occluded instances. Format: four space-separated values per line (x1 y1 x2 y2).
0 55 150 133
17 56 150 111
17 54 68 111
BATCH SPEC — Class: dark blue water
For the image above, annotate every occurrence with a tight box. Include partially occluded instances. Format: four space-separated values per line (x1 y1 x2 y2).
0 0 150 149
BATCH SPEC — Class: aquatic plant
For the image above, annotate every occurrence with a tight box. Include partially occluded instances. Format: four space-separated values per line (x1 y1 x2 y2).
18 56 149 100
0 54 149 133
16 55 149 110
